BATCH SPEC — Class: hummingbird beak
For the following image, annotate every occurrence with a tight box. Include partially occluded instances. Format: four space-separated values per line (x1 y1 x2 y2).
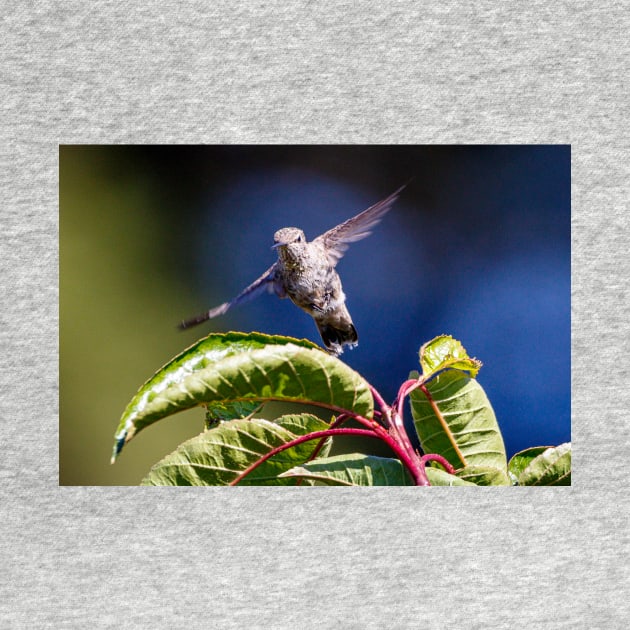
271 242 285 249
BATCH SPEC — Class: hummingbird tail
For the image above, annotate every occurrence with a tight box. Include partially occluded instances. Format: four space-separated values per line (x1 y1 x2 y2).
316 320 358 355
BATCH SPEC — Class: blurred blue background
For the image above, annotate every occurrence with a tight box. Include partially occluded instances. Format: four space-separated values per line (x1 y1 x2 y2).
60 145 570 484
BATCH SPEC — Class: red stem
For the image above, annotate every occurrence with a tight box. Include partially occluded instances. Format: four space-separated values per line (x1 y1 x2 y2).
351 411 428 486
369 384 390 419
230 427 381 486
420 454 455 475
306 414 351 463
396 378 423 419
230 422 430 486
386 408 428 485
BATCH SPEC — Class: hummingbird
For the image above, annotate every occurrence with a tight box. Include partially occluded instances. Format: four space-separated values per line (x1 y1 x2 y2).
179 184 405 355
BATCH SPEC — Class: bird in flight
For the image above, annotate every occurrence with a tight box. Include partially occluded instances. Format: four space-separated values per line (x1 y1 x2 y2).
179 184 406 355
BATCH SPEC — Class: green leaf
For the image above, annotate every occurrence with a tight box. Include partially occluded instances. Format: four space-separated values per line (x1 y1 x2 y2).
419 335 482 379
514 443 571 486
113 332 373 462
409 368 508 479
507 446 549 480
141 414 332 486
279 453 415 486
425 467 478 486
204 400 262 430
455 464 511 486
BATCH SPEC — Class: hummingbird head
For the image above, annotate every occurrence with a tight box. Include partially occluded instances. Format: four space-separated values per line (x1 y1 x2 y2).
271 228 306 258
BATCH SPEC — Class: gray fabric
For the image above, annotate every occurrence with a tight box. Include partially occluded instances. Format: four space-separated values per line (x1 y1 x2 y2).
2 1 627 627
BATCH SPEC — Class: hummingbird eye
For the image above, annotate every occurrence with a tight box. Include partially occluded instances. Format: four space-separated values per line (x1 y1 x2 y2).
296 235 302 242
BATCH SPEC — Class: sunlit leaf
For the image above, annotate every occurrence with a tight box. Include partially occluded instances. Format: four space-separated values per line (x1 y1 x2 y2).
507 446 549 479
514 443 571 486
425 467 477 486
113 332 373 462
419 335 481 379
455 464 511 486
409 368 508 479
141 414 331 486
279 453 414 486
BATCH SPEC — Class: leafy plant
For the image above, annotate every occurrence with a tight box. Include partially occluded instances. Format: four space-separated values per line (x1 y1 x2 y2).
111 333 570 486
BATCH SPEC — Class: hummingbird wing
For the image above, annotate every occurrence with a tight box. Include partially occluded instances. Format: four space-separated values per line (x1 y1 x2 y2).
179 264 279 329
314 184 406 266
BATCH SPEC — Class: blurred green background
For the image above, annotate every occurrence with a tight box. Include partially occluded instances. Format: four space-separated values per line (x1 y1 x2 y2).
61 148 206 484
60 145 570 485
